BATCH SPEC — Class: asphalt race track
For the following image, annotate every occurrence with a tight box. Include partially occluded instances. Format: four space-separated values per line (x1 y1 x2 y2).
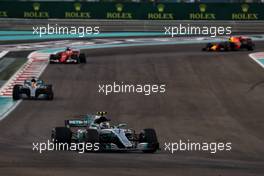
1 42 264 176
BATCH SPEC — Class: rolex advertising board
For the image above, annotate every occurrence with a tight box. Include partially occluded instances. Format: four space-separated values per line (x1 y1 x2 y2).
0 2 263 20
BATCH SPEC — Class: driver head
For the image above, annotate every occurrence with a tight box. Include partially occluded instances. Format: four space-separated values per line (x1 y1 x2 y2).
100 122 110 129
31 78 36 83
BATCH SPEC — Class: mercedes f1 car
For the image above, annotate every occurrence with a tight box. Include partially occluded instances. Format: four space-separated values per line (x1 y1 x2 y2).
13 78 54 100
49 47 86 64
203 36 255 51
51 112 159 153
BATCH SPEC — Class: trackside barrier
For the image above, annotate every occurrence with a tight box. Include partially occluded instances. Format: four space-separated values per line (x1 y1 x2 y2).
0 2 263 20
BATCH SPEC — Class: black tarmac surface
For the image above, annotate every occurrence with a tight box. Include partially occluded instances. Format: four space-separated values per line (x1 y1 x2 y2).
0 42 264 176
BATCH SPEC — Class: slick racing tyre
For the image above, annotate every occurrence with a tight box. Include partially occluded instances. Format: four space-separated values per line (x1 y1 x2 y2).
229 42 237 51
202 43 212 51
247 45 254 51
12 85 21 100
46 85 54 100
52 127 72 145
49 54 57 64
86 129 100 152
79 53 86 63
86 129 99 144
223 42 231 51
247 43 254 51
140 128 159 153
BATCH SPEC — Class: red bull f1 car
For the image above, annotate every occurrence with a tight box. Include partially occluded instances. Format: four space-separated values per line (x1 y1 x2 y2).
203 36 255 51
49 47 86 64
51 112 159 153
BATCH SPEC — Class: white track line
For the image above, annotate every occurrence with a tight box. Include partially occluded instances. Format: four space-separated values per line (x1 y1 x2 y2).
0 100 22 121
249 52 264 69
0 50 9 59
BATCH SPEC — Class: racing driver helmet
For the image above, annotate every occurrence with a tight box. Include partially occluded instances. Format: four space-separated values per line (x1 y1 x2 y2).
31 78 37 87
100 122 110 129
229 37 234 42
31 78 36 83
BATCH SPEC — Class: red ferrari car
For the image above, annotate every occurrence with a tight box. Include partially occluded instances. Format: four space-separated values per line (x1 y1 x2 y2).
49 47 86 64
203 36 255 51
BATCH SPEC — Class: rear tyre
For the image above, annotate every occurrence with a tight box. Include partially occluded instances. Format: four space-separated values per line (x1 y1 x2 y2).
79 53 86 63
223 42 230 51
245 39 254 51
12 85 21 100
247 44 254 51
86 129 99 143
140 128 159 153
86 129 100 152
52 127 72 145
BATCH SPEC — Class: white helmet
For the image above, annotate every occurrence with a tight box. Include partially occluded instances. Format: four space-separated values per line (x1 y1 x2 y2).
100 122 110 129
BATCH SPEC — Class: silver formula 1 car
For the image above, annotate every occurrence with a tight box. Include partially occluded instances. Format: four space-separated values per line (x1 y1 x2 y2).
51 112 159 153
12 78 54 100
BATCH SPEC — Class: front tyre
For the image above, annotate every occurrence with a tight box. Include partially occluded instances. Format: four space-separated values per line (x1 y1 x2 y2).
46 85 54 100
202 43 212 51
52 127 72 145
79 53 86 63
223 42 231 51
47 91 54 100
12 85 21 100
139 128 159 153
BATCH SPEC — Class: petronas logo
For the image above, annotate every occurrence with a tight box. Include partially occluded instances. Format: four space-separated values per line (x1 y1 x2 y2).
74 3 82 11
241 4 249 13
33 3 40 11
157 4 165 13
116 3 123 12
199 4 206 13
